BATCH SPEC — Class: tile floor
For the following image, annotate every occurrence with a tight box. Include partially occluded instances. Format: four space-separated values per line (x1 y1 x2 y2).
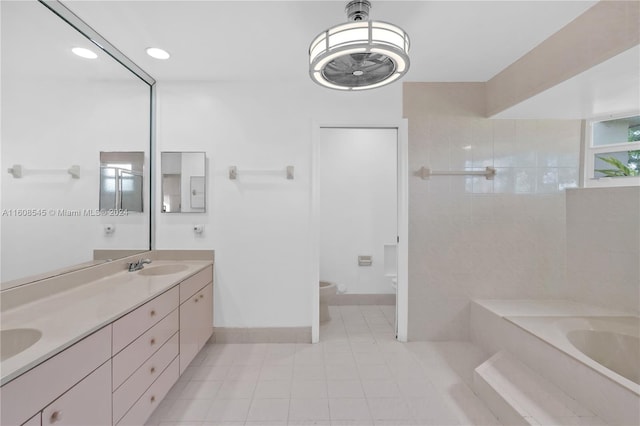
146 305 501 426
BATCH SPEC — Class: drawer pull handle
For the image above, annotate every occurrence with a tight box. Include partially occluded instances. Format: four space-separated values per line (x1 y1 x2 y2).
150 310 156 317
199 294 204 299
194 298 199 302
150 366 156 374
150 395 156 403
50 410 62 423
150 338 156 345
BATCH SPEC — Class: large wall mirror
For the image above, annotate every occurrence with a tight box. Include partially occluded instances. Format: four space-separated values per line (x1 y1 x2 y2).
1 0 153 287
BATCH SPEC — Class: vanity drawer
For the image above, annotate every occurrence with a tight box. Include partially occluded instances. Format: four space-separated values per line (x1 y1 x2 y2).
179 265 213 304
113 286 179 354
22 413 42 426
116 357 180 426
42 360 111 426
21 414 40 426
0 325 111 426
113 333 179 423
112 309 178 389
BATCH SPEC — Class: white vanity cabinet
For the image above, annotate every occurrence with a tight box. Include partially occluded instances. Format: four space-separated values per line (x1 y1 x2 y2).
179 266 214 374
1 262 214 426
21 414 41 426
0 325 112 426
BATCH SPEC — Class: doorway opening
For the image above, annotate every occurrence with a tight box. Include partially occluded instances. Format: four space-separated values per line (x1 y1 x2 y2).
311 123 408 343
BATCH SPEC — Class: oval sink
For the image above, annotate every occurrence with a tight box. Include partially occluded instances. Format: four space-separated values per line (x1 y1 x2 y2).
137 264 188 276
1 328 42 361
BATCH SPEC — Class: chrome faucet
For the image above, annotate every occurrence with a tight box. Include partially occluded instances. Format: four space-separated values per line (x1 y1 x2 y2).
128 258 152 272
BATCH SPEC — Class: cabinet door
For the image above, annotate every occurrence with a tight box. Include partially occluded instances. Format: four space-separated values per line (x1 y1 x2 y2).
42 361 111 426
179 293 200 374
180 281 213 374
197 282 214 350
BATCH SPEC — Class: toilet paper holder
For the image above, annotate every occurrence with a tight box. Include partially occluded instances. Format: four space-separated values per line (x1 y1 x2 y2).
358 255 372 266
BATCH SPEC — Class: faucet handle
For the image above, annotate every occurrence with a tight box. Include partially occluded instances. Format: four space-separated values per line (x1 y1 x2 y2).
127 258 151 272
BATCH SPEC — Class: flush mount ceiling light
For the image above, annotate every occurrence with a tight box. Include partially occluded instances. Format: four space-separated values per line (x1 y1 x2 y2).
309 0 410 91
146 47 170 60
71 47 97 59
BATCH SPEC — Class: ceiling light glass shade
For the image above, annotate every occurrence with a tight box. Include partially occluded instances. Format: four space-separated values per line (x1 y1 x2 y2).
309 20 410 91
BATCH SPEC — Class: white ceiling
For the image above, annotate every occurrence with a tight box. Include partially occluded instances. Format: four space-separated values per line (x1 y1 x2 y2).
63 1 597 83
8 1 636 119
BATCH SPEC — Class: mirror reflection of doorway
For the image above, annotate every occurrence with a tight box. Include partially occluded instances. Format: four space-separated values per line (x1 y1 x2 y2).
162 174 181 212
318 127 398 342
160 152 206 213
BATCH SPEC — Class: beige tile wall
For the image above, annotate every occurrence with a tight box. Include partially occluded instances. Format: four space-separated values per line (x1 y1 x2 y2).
403 82 582 340
566 187 640 314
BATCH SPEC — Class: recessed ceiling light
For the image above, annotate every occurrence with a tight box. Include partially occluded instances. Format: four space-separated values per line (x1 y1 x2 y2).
146 47 170 60
71 47 97 59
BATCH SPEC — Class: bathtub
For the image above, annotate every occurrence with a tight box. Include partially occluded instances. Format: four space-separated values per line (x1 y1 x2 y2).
507 315 640 395
471 300 640 425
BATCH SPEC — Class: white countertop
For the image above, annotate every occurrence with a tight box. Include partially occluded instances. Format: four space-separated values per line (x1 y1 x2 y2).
0 260 212 386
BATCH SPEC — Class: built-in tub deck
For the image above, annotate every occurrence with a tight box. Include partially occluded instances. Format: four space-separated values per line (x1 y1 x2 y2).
474 299 639 394
471 299 640 426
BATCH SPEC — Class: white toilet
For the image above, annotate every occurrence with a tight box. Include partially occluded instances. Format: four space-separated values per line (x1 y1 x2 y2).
319 281 337 322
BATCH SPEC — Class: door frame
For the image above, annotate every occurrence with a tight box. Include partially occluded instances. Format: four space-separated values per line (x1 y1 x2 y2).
310 120 409 343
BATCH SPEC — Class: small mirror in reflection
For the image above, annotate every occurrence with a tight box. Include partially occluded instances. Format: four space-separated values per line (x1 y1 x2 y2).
161 152 206 213
99 152 144 212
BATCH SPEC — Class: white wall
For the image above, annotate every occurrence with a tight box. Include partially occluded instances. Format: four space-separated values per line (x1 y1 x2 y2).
155 80 401 328
1 79 150 283
319 128 397 295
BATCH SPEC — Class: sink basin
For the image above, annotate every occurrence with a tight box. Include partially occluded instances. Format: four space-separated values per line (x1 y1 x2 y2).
1 328 42 361
98 273 134 285
137 264 188 276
